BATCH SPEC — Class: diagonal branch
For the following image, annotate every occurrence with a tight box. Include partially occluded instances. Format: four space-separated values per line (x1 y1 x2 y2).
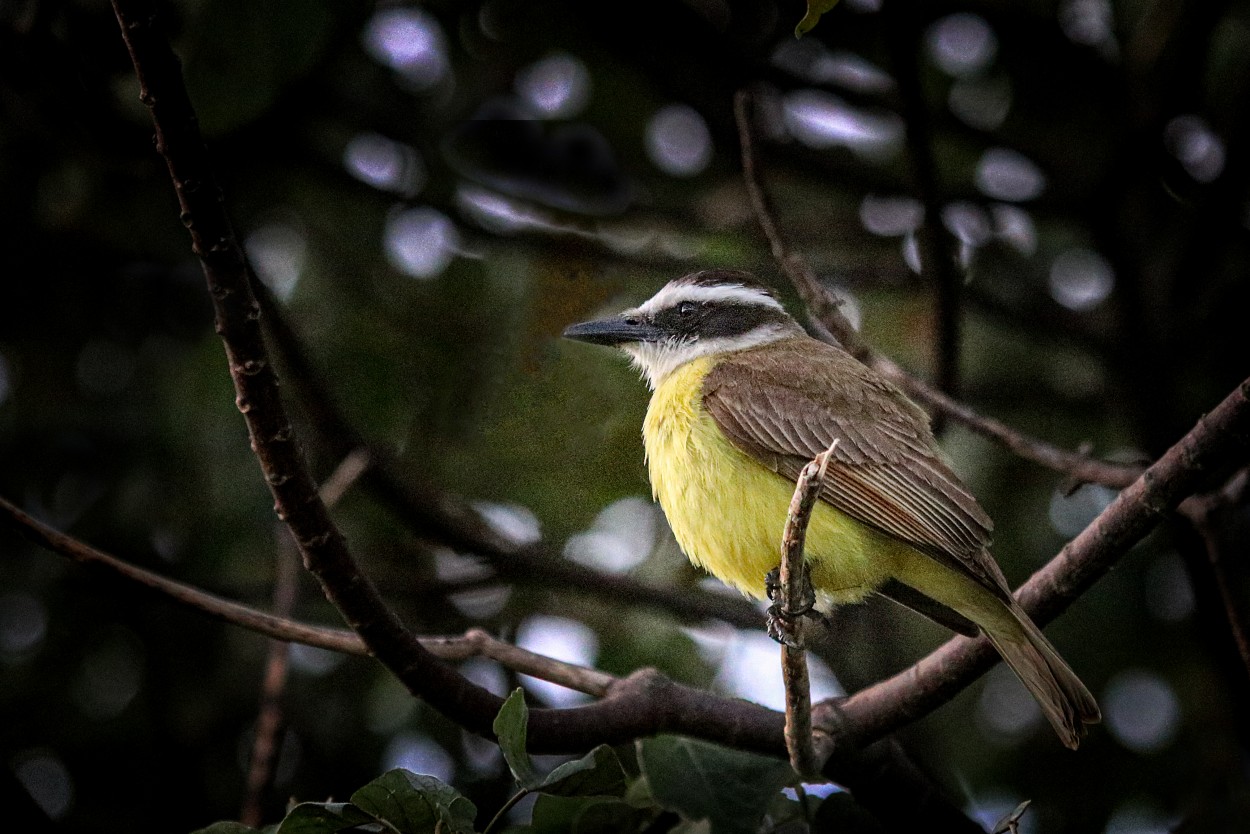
110 0 505 737
251 280 765 633
820 376 1250 745
0 492 618 696
733 87 1144 490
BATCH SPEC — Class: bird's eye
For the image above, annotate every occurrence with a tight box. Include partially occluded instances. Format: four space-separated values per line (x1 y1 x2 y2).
677 301 697 317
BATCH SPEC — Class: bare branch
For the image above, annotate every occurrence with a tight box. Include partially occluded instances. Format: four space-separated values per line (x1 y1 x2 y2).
777 442 839 780
251 280 765 633
820 376 1250 745
0 493 617 697
240 531 299 827
733 86 1144 490
1179 468 1250 682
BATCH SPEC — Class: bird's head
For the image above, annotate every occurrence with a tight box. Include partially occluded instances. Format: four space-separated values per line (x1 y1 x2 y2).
562 270 802 388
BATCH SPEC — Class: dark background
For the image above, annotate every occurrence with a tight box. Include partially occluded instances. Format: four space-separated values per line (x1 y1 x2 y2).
2 0 1249 831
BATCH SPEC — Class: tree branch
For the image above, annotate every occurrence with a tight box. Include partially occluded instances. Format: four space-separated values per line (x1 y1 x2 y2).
251 280 766 634
820 376 1250 745
777 443 840 780
733 87 1144 490
110 0 506 738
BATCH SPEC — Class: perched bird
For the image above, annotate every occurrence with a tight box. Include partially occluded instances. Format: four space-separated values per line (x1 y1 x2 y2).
563 269 1100 748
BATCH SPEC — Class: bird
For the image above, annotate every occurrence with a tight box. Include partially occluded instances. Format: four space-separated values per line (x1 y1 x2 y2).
562 268 1100 748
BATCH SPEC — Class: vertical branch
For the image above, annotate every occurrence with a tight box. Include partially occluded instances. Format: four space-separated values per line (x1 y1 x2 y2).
733 88 869 359
778 441 839 780
239 531 299 827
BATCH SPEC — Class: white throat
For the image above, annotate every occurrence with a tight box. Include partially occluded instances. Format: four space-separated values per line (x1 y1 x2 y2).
621 323 795 389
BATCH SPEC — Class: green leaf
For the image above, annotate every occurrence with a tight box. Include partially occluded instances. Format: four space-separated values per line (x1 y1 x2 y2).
795 0 840 37
637 736 795 834
350 770 478 834
531 795 648 834
191 824 264 834
275 802 374 834
537 745 628 797
494 687 539 788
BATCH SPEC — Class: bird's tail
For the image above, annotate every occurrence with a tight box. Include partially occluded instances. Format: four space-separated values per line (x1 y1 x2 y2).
982 603 1101 749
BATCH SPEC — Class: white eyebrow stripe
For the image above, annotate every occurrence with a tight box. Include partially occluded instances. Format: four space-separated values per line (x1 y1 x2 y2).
636 282 784 316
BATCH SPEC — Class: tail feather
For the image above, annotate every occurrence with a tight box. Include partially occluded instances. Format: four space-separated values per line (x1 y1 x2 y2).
984 604 1101 750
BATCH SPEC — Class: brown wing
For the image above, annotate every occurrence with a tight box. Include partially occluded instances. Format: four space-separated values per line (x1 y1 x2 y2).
702 337 1010 599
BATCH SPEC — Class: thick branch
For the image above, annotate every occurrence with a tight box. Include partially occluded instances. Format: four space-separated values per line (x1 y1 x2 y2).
110 0 505 737
251 281 764 633
821 376 1250 744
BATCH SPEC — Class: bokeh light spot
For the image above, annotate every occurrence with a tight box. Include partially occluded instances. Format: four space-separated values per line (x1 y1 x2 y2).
1104 799 1174 834
382 733 455 783
1104 669 1180 752
991 204 1038 256
771 41 894 94
977 664 1043 743
1061 0 1116 48
645 104 713 177
14 750 73 819
714 630 842 710
564 496 656 573
1049 248 1115 311
73 632 144 720
385 207 459 279
471 501 542 548
245 223 307 302
926 13 998 77
976 148 1046 202
362 7 449 90
344 133 425 196
0 592 47 659
516 52 591 118
783 90 903 160
289 643 344 676
515 615 598 707
1165 115 1225 183
1048 483 1117 538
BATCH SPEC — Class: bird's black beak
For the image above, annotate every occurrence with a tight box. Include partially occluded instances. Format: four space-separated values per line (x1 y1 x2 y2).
562 316 664 346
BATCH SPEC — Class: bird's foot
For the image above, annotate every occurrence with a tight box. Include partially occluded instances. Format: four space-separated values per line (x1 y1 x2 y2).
764 565 821 649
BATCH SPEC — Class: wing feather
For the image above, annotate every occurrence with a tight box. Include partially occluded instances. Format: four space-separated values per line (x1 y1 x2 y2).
702 337 1008 597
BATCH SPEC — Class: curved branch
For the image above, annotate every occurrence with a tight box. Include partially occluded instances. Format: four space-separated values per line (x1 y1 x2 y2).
823 376 1250 744
251 280 765 633
110 0 505 738
0 493 618 696
733 87 1144 490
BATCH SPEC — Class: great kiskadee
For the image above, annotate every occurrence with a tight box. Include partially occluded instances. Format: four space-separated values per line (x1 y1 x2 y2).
563 269 1100 748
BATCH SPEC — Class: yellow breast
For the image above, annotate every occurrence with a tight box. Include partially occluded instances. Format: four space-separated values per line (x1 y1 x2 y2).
643 356 904 604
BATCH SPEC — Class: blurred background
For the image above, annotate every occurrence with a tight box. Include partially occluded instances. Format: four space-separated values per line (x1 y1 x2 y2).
2 0 1249 831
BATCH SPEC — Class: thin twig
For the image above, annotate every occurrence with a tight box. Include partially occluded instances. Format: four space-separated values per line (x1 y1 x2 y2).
778 441 839 780
1179 468 1250 682
251 280 765 633
240 530 299 826
732 86 1144 490
0 492 619 697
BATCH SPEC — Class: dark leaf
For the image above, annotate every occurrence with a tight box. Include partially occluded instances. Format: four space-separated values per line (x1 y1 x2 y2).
495 687 540 788
537 744 628 797
350 770 477 834
637 736 795 834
